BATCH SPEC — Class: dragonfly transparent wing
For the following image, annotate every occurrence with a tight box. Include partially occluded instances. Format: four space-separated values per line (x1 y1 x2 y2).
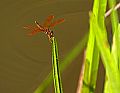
49 18 65 28
24 25 42 36
43 15 54 27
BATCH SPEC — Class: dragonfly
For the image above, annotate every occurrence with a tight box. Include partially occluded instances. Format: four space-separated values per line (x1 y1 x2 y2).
24 15 65 42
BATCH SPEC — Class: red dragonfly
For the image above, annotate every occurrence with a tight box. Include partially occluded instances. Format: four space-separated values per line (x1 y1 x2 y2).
24 15 64 42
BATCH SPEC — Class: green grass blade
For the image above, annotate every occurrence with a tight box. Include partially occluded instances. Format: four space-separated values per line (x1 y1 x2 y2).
89 0 107 90
97 0 107 29
81 21 97 93
34 34 88 93
81 40 99 93
108 0 119 33
118 24 120 71
105 1 120 92
90 13 120 93
81 0 107 92
107 23 120 93
51 37 63 93
111 23 120 70
110 0 119 69
92 0 99 17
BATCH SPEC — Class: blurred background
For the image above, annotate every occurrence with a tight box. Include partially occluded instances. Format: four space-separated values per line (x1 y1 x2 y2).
0 0 119 93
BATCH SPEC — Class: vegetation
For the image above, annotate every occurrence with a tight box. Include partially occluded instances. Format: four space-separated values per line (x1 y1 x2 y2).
33 0 120 93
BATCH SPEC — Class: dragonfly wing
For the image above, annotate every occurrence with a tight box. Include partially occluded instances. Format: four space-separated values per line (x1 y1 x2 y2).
24 25 42 36
49 18 65 28
27 28 42 36
24 25 35 30
43 15 54 27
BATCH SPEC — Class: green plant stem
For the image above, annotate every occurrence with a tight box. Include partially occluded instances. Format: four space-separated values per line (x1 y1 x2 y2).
34 33 88 93
51 37 63 93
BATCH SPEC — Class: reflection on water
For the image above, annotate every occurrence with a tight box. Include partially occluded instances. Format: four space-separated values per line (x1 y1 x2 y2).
0 0 91 93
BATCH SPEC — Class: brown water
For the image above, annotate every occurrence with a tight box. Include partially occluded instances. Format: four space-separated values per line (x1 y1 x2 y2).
0 0 93 93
